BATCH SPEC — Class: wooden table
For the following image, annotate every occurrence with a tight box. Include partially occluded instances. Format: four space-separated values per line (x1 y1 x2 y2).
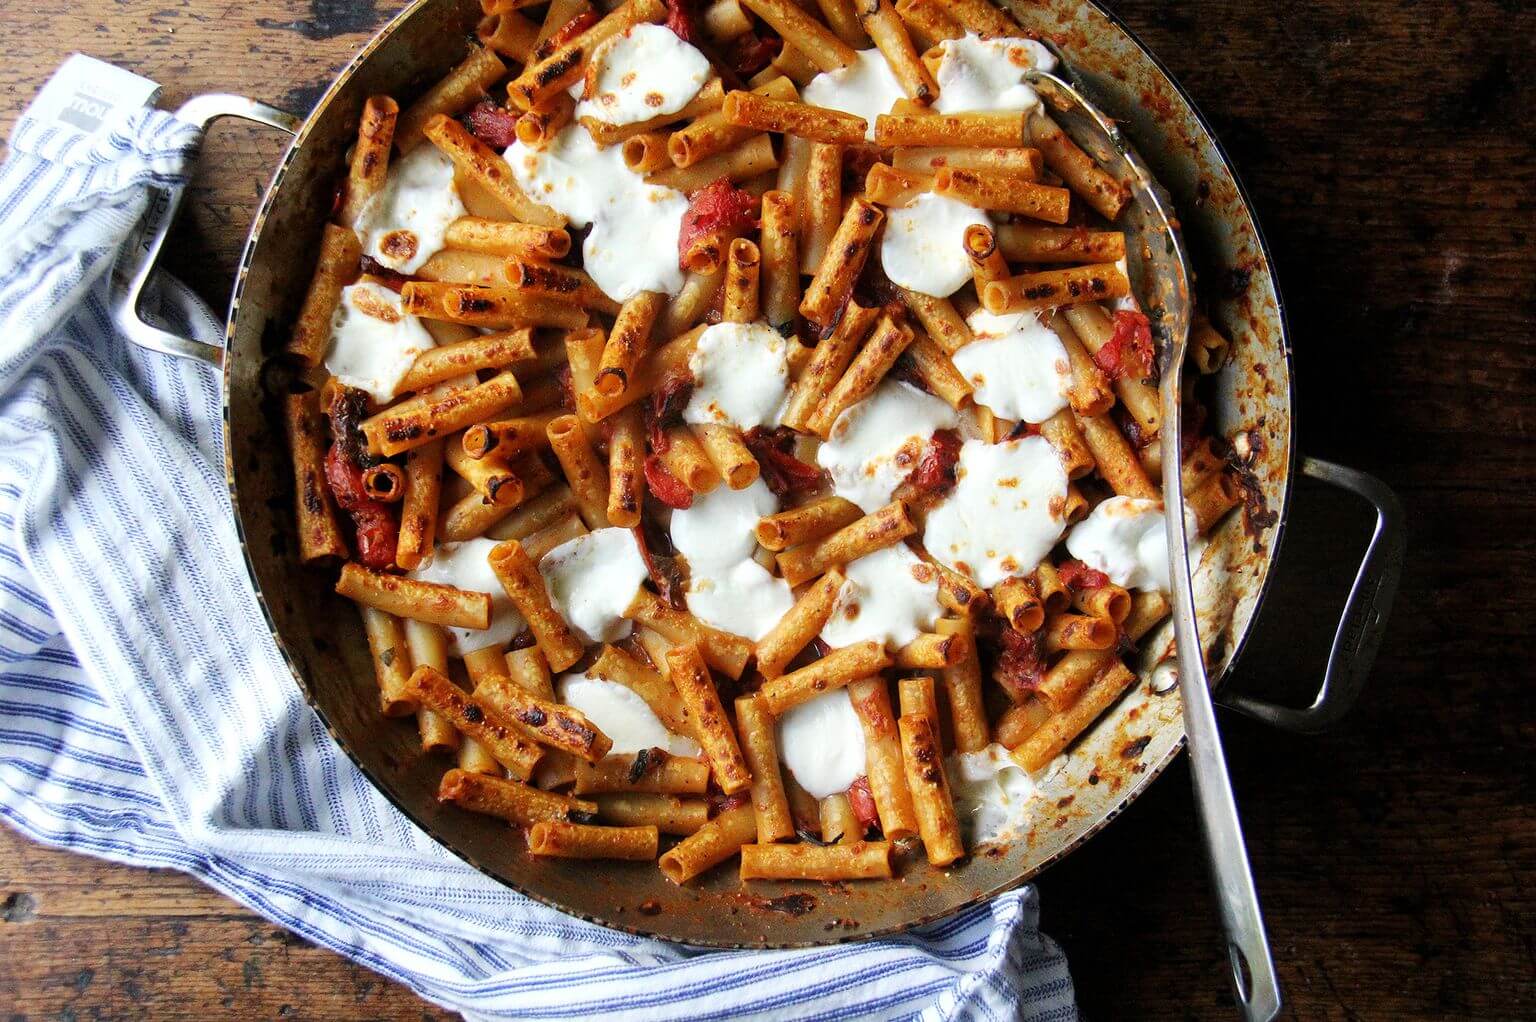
1 1 1531 1017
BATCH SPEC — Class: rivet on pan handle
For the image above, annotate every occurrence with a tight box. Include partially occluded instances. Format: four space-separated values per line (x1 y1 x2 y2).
110 94 302 368
1220 457 1406 733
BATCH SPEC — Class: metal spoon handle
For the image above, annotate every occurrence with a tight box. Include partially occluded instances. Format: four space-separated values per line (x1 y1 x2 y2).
1162 390 1282 1022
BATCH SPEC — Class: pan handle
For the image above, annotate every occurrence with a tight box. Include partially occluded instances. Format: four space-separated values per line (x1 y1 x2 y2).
111 94 302 369
1219 457 1405 733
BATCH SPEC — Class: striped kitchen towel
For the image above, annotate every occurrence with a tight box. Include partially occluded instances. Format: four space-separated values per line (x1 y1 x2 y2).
0 58 1078 1021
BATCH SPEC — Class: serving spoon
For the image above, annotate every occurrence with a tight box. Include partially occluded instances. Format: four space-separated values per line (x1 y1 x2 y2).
1025 51 1283 1022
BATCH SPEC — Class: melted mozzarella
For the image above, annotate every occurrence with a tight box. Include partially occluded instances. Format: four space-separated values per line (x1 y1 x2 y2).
1064 495 1203 593
408 539 525 656
820 544 941 649
354 144 464 274
802 48 905 142
776 689 868 799
954 309 1073 422
557 674 701 756
670 479 793 640
948 743 1036 845
506 123 688 301
537 527 649 644
683 321 792 429
324 282 435 402
932 34 1054 115
575 24 710 126
925 436 1069 588
817 380 959 512
880 192 989 298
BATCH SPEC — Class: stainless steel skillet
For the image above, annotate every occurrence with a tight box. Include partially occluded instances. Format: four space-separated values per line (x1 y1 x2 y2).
109 0 1404 948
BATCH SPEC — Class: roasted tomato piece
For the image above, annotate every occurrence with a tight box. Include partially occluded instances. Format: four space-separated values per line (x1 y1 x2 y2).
677 178 756 268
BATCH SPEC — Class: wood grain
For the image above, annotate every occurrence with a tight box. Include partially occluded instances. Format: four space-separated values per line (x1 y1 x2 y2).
1 0 1533 1018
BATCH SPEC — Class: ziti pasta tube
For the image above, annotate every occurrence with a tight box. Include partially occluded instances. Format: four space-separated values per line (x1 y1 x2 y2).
931 0 1016 37
403 619 459 754
898 679 963 866
934 167 1071 223
758 640 892 715
596 290 665 396
722 91 868 144
739 0 858 72
668 75 799 168
739 840 893 880
625 588 753 679
1028 111 1131 221
362 369 524 457
754 494 862 551
934 617 988 753
846 676 917 839
799 198 883 328
397 329 536 394
805 312 914 435
422 114 564 227
283 392 347 563
996 224 1125 264
722 238 762 324
666 642 752 794
476 675 613 762
859 0 936 102
338 564 492 630
754 567 846 678
758 190 800 332
338 96 398 228
509 0 664 109
395 45 506 151
593 793 709 835
359 605 418 717
1074 410 1159 500
574 752 711 795
403 665 542 778
981 262 1131 317
874 111 1025 148
438 768 597 826
779 302 877 431
462 412 559 462
658 803 757 884
605 405 645 528
287 224 360 367
487 539 587 670
546 413 612 529
893 145 1041 177
527 821 659 860
1011 661 1138 773
591 644 692 735
776 500 916 587
444 217 571 260
735 694 795 842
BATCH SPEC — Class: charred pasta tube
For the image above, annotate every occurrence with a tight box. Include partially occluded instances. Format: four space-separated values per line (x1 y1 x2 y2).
981 263 1131 316
758 190 801 333
806 312 914 435
398 330 537 394
996 224 1125 264
723 91 868 144
1011 661 1138 773
507 0 667 110
403 666 542 778
283 393 347 564
666 642 752 794
362 370 524 457
931 0 1017 36
800 199 883 328
874 111 1025 148
403 620 460 755
339 96 398 228
1027 111 1131 222
337 564 492 630
669 76 799 168
474 674 612 762
444 217 571 260
934 167 1071 224
893 145 1041 177
739 0 857 71
605 406 645 528
573 752 712 795
591 644 692 735
546 414 611 529
596 290 665 397
527 821 659 860
897 676 963 866
780 303 878 431
438 768 596 826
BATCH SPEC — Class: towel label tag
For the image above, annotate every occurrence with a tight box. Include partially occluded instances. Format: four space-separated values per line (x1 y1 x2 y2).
25 55 161 141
